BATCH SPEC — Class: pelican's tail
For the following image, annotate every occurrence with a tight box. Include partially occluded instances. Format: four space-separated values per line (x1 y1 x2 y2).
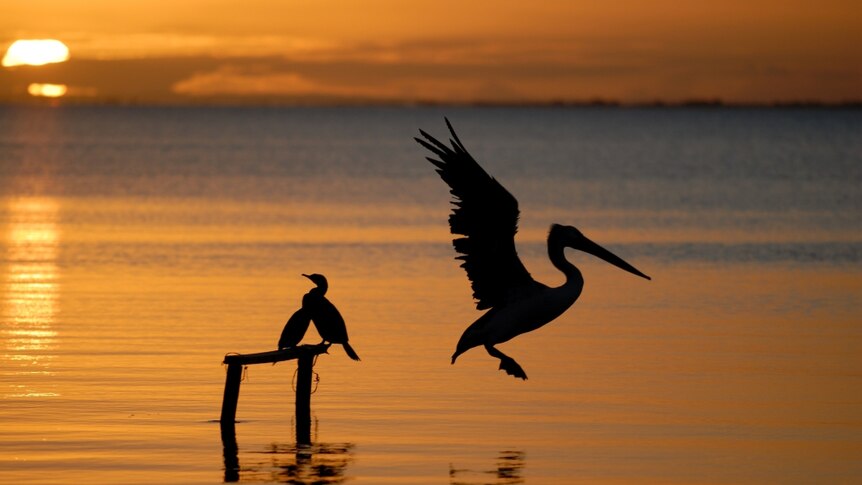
451 310 493 365
342 342 361 361
451 337 478 364
451 350 462 365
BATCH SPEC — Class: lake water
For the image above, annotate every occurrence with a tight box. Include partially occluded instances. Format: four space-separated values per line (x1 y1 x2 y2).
1 106 860 484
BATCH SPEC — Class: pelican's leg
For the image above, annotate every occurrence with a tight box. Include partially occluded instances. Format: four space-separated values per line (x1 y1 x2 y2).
484 344 528 380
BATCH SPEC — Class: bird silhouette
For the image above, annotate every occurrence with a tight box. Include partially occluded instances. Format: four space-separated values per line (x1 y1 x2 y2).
301 273 360 361
278 307 311 350
416 118 650 379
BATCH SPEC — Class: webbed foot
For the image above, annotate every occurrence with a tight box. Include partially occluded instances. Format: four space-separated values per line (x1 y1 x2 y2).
497 356 528 380
485 344 528 380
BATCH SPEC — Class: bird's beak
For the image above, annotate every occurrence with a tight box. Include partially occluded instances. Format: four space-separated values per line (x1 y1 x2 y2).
579 236 651 280
301 273 312 280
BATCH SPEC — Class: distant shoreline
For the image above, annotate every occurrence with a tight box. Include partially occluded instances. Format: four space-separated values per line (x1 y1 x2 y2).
1 97 860 109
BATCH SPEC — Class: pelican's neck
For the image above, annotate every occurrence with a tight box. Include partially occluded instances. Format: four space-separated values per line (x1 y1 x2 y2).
548 233 582 286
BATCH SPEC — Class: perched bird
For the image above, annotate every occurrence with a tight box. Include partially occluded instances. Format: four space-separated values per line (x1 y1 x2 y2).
416 119 650 380
278 307 311 350
301 273 360 361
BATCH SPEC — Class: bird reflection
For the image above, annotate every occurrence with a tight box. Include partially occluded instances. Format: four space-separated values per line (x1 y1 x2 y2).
253 442 354 484
417 119 650 379
450 450 526 485
221 425 354 484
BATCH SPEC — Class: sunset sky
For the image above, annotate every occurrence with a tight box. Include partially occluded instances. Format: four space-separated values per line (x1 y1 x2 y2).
1 0 860 104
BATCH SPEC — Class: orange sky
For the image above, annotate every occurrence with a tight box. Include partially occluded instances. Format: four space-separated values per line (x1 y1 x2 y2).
1 0 860 103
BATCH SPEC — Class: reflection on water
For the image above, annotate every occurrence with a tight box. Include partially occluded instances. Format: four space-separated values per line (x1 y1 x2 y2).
244 442 354 484
1 198 60 398
0 108 858 484
222 418 354 483
450 451 526 485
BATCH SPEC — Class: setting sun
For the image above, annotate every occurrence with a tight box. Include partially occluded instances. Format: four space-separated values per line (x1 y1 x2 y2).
0 2 860 104
2 39 69 67
27 83 68 98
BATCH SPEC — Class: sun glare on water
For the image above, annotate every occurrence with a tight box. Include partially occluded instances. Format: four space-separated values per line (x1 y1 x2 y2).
2 39 70 67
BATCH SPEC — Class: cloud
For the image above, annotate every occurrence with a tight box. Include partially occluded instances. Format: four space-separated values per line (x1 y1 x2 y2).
167 59 556 102
59 33 340 60
172 65 334 96
1 34 858 104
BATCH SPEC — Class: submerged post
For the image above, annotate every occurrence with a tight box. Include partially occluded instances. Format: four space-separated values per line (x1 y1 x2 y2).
220 363 244 428
295 352 314 444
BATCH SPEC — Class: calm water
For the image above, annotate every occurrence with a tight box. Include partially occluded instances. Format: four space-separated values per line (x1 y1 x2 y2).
1 106 860 484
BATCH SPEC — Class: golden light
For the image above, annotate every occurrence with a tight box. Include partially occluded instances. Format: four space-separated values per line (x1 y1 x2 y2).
2 198 61 398
27 83 68 98
2 39 70 67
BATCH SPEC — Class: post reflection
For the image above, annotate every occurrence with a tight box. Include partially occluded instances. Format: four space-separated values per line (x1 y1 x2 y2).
221 417 355 483
450 450 526 485
1 198 60 398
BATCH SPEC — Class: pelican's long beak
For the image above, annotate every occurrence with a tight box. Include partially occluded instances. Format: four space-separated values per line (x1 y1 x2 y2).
579 237 651 280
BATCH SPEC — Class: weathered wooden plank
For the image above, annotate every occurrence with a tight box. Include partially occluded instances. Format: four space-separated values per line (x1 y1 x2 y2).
223 343 330 366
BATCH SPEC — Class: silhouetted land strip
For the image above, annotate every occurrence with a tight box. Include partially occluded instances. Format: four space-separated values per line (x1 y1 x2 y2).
1 95 860 109
220 343 330 444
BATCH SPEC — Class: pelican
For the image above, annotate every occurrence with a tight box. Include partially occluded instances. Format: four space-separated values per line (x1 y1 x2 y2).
278 307 311 350
301 273 360 361
416 119 650 380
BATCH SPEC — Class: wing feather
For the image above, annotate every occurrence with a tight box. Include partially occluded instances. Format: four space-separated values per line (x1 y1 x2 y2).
416 118 539 310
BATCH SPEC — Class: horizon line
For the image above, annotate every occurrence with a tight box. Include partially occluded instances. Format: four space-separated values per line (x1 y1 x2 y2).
2 96 861 109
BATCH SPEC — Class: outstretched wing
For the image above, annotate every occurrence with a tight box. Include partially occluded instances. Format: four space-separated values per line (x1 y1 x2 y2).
415 118 541 310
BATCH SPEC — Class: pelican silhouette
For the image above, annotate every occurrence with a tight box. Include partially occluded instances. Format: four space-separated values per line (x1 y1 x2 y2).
301 273 360 361
416 119 650 379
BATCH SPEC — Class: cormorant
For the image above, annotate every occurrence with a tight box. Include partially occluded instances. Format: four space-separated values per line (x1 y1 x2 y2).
278 307 311 349
301 273 360 361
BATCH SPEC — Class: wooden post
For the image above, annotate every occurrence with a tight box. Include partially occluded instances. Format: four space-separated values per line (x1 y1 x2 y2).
295 352 313 444
219 344 329 439
220 363 243 428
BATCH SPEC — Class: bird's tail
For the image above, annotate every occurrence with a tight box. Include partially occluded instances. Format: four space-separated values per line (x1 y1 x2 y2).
342 342 361 361
451 349 464 365
451 317 485 365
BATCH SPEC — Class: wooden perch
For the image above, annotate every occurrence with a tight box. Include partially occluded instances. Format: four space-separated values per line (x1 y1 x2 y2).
222 343 331 366
220 343 331 444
